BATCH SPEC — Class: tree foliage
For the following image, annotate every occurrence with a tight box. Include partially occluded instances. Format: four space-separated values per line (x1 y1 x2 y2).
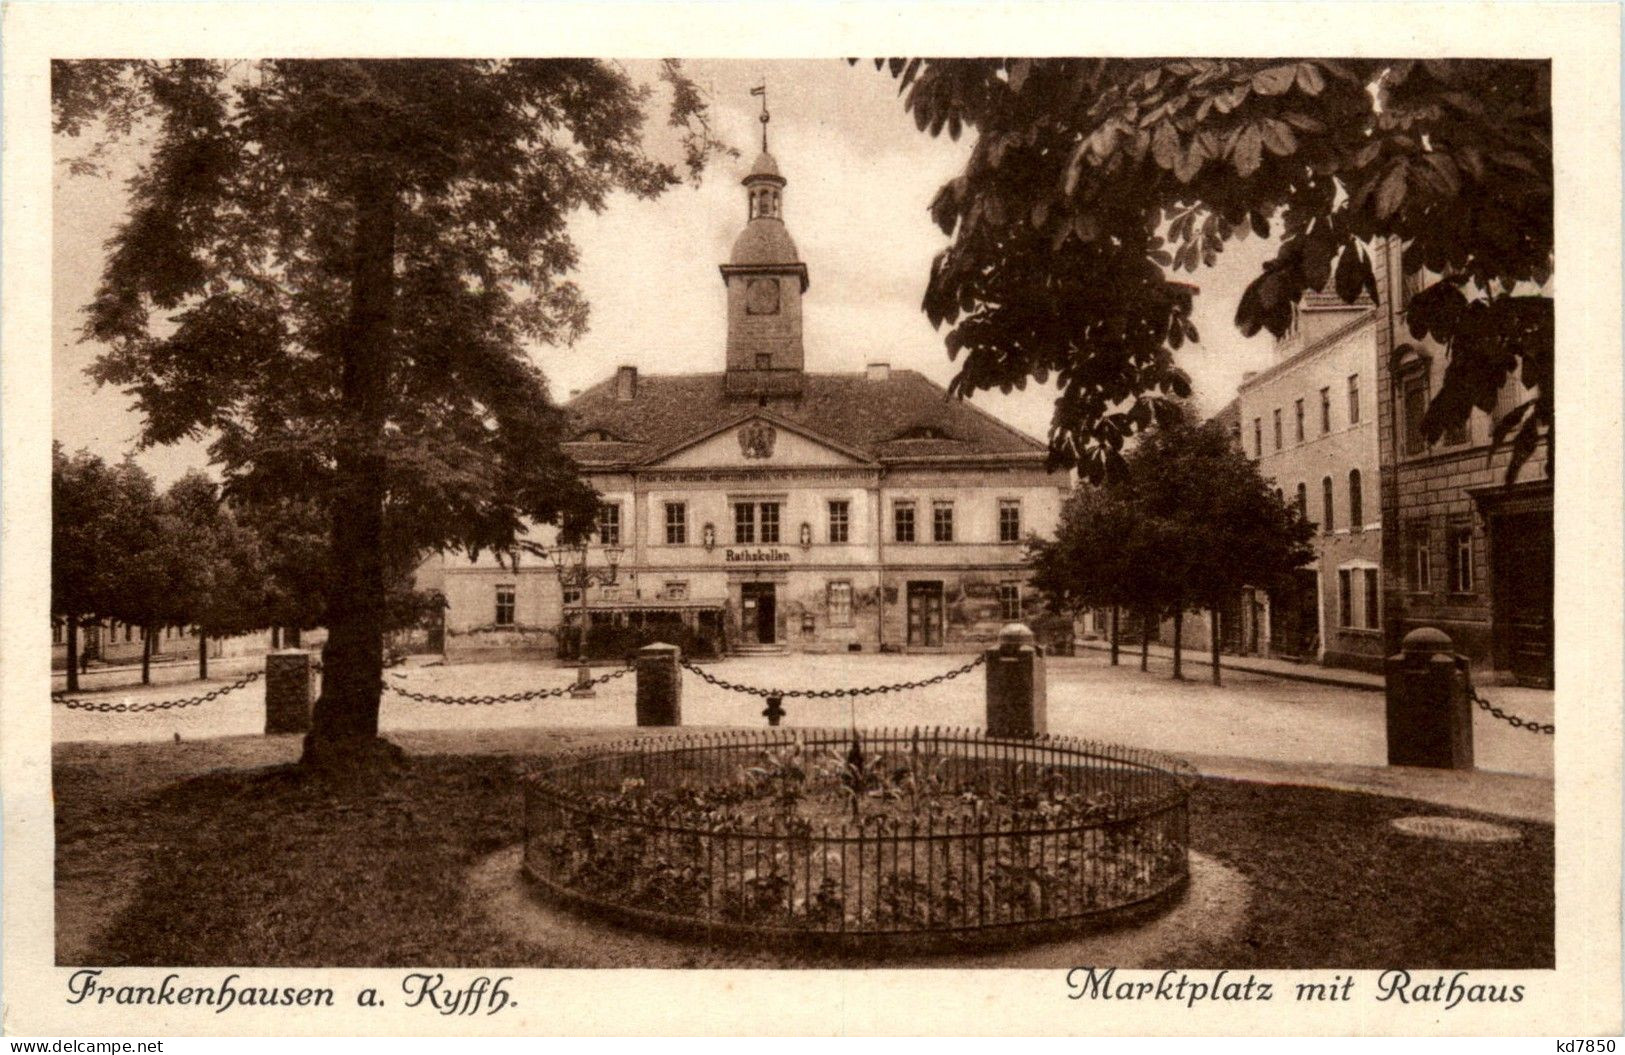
55 59 729 760
870 58 1552 481
1028 418 1315 676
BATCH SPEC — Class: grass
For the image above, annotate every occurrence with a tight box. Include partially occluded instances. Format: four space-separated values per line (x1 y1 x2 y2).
55 731 1553 969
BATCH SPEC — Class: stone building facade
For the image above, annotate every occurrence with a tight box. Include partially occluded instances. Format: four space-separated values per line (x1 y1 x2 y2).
432 137 1067 660
1237 283 1386 672
1373 242 1553 686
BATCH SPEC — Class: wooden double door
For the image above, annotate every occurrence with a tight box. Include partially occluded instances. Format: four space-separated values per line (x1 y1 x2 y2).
740 582 777 645
906 581 944 648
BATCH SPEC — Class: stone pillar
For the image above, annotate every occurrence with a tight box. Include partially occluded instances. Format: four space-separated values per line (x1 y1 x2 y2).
986 623 1046 738
264 649 313 735
636 642 682 727
1385 627 1474 769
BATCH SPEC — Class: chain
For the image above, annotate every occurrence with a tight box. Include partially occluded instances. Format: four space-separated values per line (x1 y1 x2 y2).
51 671 264 713
385 663 633 705
679 651 986 699
1467 683 1554 735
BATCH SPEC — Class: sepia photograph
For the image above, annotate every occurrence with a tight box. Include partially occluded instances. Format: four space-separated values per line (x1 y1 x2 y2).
4 2 1620 1040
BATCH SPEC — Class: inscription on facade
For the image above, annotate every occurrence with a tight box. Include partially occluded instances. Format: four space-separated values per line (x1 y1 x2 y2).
724 548 791 564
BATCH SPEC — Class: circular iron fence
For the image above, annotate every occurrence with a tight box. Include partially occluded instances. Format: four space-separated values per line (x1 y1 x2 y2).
522 727 1196 952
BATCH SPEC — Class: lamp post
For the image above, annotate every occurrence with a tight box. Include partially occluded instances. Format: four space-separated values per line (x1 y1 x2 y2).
547 541 623 698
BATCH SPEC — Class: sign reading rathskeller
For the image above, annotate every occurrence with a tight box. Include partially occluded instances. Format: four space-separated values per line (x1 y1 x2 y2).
725 548 791 564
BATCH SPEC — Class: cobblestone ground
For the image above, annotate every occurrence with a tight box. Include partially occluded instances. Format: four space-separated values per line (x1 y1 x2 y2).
53 650 1554 778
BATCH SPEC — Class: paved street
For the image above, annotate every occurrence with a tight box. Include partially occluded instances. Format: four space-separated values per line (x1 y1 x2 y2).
53 649 1554 780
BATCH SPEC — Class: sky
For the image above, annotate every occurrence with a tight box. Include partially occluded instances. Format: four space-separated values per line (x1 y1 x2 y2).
52 59 1282 487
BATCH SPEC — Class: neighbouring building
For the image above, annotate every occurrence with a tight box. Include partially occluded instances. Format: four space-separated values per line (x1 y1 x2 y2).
1374 244 1552 687
431 128 1067 660
1236 272 1385 672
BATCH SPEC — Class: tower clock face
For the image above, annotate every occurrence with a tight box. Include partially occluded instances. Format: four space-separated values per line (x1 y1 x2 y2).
745 277 780 315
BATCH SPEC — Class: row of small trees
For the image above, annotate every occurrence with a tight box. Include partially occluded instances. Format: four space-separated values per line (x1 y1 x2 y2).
1027 419 1316 684
51 443 445 692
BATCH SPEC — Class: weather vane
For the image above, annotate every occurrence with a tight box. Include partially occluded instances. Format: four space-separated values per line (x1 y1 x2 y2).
750 81 769 152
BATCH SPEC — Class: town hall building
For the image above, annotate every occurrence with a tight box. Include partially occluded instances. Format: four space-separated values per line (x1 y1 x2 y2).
430 129 1068 659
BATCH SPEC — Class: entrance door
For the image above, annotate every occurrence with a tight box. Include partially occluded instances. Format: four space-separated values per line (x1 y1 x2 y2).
741 582 776 645
906 581 944 647
1268 569 1320 659
1493 511 1553 687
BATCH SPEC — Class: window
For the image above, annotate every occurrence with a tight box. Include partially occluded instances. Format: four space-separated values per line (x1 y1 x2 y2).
562 587 581 607
734 502 755 544
1347 374 1361 424
663 581 689 601
1294 399 1305 442
759 502 780 544
827 500 850 543
1410 526 1432 589
827 581 854 627
1295 482 1308 521
1449 527 1475 593
52 621 63 646
1253 418 1263 458
998 499 1022 543
893 500 916 543
1339 565 1381 629
932 501 955 543
1401 368 1429 455
1348 470 1363 531
1322 476 1335 534
665 502 687 545
1319 387 1331 433
494 585 516 627
597 503 621 545
1273 409 1283 451
999 582 1023 621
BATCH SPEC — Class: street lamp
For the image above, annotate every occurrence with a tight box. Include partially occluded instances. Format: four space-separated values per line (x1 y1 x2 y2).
546 540 623 697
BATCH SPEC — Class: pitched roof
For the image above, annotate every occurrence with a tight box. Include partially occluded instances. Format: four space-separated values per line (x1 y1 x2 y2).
562 370 1048 468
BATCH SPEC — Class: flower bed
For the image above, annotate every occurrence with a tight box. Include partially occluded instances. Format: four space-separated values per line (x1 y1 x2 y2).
522 728 1196 951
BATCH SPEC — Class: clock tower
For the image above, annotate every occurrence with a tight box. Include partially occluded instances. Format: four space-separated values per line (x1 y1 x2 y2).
721 92 808 398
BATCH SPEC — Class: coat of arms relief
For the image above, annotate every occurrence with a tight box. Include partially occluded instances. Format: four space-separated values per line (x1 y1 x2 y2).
738 421 776 459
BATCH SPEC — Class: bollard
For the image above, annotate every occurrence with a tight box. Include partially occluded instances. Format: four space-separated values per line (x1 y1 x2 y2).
264 649 313 735
762 695 785 727
985 623 1047 738
1385 627 1474 769
635 642 682 727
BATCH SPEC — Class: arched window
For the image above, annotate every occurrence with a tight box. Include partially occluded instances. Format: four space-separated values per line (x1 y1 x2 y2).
1348 469 1363 531
1322 476 1335 534
1295 482 1307 521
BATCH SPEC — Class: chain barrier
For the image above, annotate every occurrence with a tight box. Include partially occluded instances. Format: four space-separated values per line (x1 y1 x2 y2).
384 663 633 705
51 671 264 713
679 651 986 699
1467 682 1554 735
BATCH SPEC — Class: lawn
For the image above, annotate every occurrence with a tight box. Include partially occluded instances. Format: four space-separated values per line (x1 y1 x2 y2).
55 731 1553 969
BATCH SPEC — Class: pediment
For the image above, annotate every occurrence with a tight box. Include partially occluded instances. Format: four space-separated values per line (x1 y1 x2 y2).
645 412 874 469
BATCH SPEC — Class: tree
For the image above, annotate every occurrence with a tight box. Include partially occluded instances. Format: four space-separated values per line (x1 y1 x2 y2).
55 60 729 768
870 59 1552 482
87 457 181 686
163 472 268 678
1028 419 1313 683
52 444 124 690
1127 420 1315 682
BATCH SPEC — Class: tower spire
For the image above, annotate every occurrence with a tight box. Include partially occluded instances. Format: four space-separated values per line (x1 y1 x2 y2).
751 81 769 152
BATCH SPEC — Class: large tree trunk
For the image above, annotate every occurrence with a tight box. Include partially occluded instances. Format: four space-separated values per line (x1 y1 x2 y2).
199 632 209 680
140 625 152 685
303 172 401 771
65 618 79 693
1171 608 1184 680
271 625 281 649
1109 605 1120 666
1210 607 1222 686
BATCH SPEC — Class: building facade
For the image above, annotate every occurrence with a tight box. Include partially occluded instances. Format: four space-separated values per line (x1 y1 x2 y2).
1237 280 1385 672
1374 246 1553 687
434 137 1067 660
